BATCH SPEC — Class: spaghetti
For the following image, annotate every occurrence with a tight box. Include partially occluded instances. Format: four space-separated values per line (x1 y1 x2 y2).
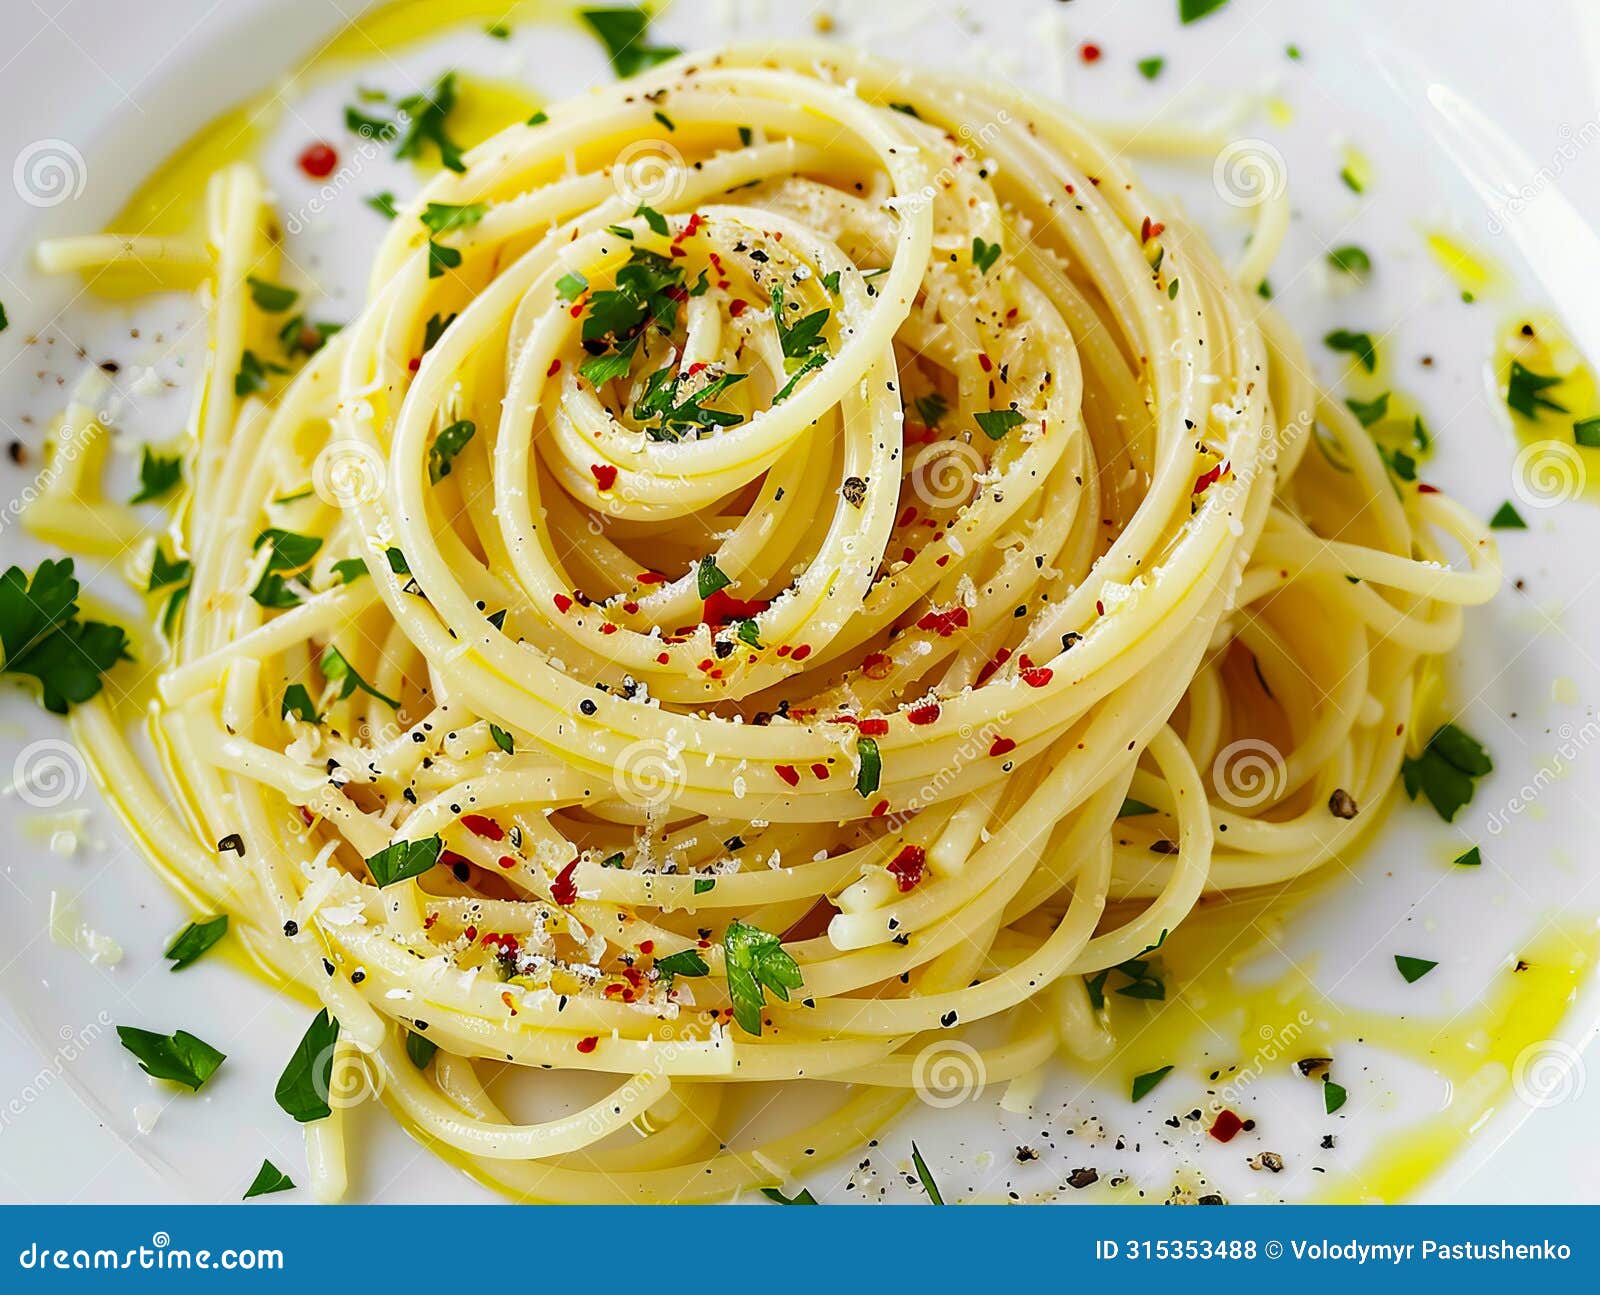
32 43 1499 1202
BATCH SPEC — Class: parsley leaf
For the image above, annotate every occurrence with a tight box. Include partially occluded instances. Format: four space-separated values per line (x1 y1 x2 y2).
1326 245 1371 276
1180 0 1228 22
1324 328 1377 373
164 915 228 971
116 1025 225 1090
911 1142 944 1204
724 919 802 1036
0 559 130 714
253 528 321 572
405 1031 437 1069
1131 1064 1173 1101
580 7 681 78
244 1160 295 1199
395 72 467 173
1401 722 1491 821
147 545 191 592
1395 955 1437 983
420 201 487 235
1346 391 1390 427
972 236 1002 274
428 419 476 483
654 948 710 980
319 643 400 708
697 554 733 599
131 446 183 503
275 1009 338 1122
975 408 1025 440
1137 57 1165 80
427 239 462 279
1506 361 1567 418
761 1186 818 1205
489 723 515 754
770 284 830 366
1489 501 1527 530
914 391 948 428
366 191 398 220
1324 1078 1348 1113
854 736 881 797
235 349 287 397
281 683 321 724
366 835 443 887
247 276 298 313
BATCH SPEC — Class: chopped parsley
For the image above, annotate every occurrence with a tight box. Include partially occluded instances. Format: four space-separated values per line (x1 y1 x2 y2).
654 948 710 980
1573 416 1600 447
164 915 228 971
275 1009 338 1122
365 835 443 887
131 446 183 504
855 736 881 797
1454 845 1482 867
366 191 398 220
1118 798 1158 817
632 366 747 440
1131 1064 1173 1101
1324 1078 1348 1113
1505 361 1566 418
697 554 733 599
396 72 467 172
247 276 298 313
405 1031 438 1069
281 684 321 724
428 419 476 483
254 527 322 572
914 391 948 428
1137 57 1165 80
427 239 462 279
116 1025 225 1091
489 723 515 754
975 408 1025 440
243 1160 295 1200
1326 245 1371 276
770 284 830 366
1324 328 1377 373
971 236 1002 275
580 7 681 78
1489 501 1526 530
147 545 190 592
911 1142 944 1204
1395 955 1437 983
0 559 130 713
319 643 400 708
235 349 288 397
761 1186 818 1205
556 271 589 301
1401 722 1491 821
1179 0 1228 22
420 201 487 235
1346 391 1390 428
724 919 802 1036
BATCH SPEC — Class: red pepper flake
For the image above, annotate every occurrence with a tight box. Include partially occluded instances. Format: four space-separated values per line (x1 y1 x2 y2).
599 622 618 635
1021 665 1053 688
497 855 517 869
591 463 618 491
1080 42 1102 63
978 353 994 373
482 932 519 958
859 717 889 737
639 940 654 955
423 912 438 929
871 799 889 817
297 141 338 178
702 587 769 625
729 299 748 317
775 764 801 787
547 358 562 377
553 593 573 613
906 701 941 725
1193 461 1227 494
1140 216 1166 243
464 925 478 942
935 554 950 567
501 991 518 1015
976 646 1012 687
861 652 893 680
408 356 422 372
791 644 812 661
989 736 1016 757
887 845 927 892
657 651 670 664
440 849 470 870
1417 482 1439 494
461 814 504 840
576 1036 598 1054
551 858 580 906
1096 600 1105 616
917 606 970 637
811 763 830 780
1209 1110 1245 1143
637 571 665 584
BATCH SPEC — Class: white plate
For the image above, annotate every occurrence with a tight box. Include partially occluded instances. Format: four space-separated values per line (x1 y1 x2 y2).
1 0 1598 1204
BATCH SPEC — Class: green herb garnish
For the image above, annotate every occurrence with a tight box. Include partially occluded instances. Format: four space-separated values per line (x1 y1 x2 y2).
116 1025 225 1090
